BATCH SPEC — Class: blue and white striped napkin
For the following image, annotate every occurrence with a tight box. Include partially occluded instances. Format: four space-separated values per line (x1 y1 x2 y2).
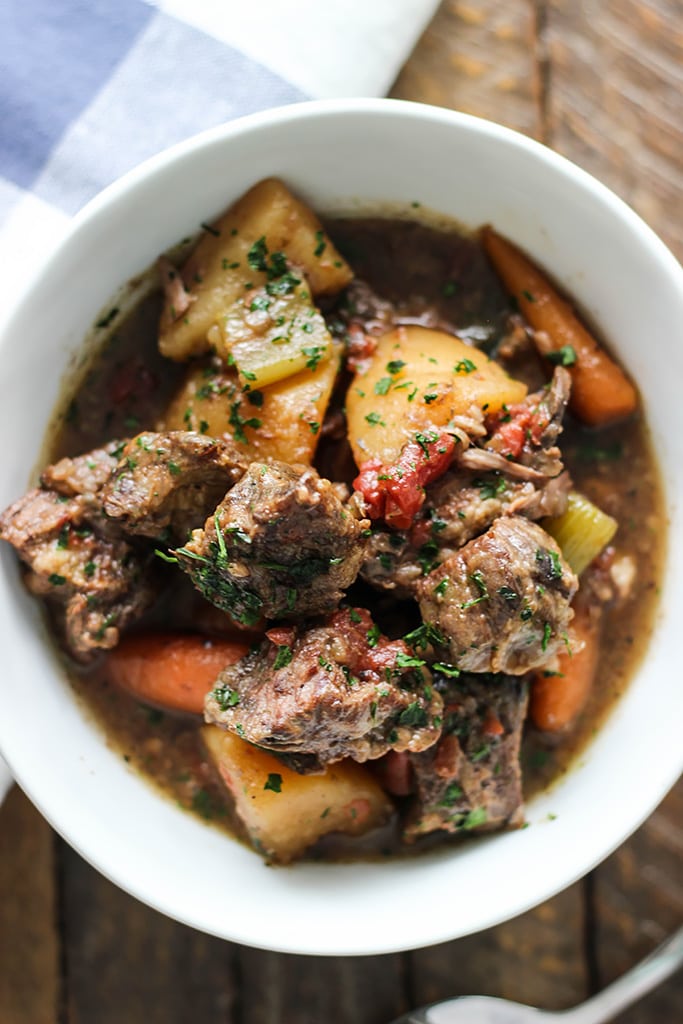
0 0 441 802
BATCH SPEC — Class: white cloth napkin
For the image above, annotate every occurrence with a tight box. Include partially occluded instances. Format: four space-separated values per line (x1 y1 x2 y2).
0 0 440 803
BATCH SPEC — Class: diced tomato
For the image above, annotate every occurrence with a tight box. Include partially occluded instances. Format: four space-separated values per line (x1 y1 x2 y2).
266 626 296 647
486 401 550 459
482 712 505 737
353 431 457 530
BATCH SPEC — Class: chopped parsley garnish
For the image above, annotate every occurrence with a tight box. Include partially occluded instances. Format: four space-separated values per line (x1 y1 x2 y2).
374 376 392 396
302 346 325 371
56 526 70 550
154 548 178 564
264 773 282 793
462 807 487 829
83 561 96 578
404 622 446 650
414 430 438 456
247 390 264 408
200 222 221 237
386 359 406 375
475 475 506 501
167 461 182 476
461 570 489 609
439 782 463 806
229 400 262 443
308 421 320 434
48 573 66 586
314 230 326 257
433 662 460 678
521 289 535 303
365 411 385 426
273 645 293 670
498 585 519 602
546 345 577 367
398 702 429 727
366 624 381 648
247 236 269 272
541 622 553 652
454 358 477 374
434 578 449 596
349 609 363 624
212 684 240 710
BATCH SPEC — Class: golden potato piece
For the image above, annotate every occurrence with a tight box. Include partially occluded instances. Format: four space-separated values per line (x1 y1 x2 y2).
202 726 392 863
159 178 352 361
346 326 527 465
160 344 341 465
214 275 334 390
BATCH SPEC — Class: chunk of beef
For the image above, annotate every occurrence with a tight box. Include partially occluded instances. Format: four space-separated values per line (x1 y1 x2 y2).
102 431 247 542
176 461 369 624
328 280 396 373
0 486 154 661
205 608 442 767
42 439 123 500
405 672 528 840
361 469 571 599
417 517 578 675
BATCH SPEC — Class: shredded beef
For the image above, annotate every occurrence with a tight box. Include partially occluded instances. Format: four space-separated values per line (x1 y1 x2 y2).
204 607 442 767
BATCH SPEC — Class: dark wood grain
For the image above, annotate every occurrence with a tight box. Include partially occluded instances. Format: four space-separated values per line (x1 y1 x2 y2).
1 2 682 1022
57 839 235 1024
408 883 589 1011
0 789 60 1024
545 0 683 260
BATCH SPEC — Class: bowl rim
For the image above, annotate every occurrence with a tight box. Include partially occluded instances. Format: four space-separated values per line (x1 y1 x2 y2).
1 97 682 955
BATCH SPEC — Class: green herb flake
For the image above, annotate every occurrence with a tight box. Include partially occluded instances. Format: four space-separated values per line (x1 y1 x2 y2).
455 359 477 374
398 702 428 728
212 684 240 710
366 624 381 648
546 345 577 367
365 411 385 426
273 645 293 670
48 573 67 586
314 230 326 257
167 461 182 476
374 376 392 396
386 359 406 375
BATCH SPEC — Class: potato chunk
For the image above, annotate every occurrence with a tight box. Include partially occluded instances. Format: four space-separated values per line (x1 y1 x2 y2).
346 326 527 465
202 725 392 863
159 178 352 361
214 275 334 390
159 344 341 464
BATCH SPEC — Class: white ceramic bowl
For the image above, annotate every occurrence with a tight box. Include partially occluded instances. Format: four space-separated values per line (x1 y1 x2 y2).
1 99 682 956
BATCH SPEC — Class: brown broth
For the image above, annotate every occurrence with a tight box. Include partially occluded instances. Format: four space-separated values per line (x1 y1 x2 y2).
46 216 665 853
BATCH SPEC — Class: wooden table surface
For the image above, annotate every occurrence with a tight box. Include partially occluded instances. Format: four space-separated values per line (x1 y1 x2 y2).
1 3 682 1022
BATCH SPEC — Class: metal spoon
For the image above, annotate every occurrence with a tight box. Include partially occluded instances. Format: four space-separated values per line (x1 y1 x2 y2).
393 925 683 1024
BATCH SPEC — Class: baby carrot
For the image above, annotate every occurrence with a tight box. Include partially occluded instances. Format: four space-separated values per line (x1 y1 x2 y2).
482 227 638 426
530 604 600 733
105 633 249 715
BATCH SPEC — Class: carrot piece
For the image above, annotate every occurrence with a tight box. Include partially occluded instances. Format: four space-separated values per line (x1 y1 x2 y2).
105 633 249 715
530 604 600 733
482 227 638 426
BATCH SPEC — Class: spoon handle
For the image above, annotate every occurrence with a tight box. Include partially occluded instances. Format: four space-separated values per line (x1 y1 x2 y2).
564 924 683 1024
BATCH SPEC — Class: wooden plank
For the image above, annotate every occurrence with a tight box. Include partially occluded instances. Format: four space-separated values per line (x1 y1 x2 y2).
590 779 683 1023
545 0 683 260
235 948 408 1024
391 0 542 139
0 788 60 1024
408 883 589 1011
58 840 235 1024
